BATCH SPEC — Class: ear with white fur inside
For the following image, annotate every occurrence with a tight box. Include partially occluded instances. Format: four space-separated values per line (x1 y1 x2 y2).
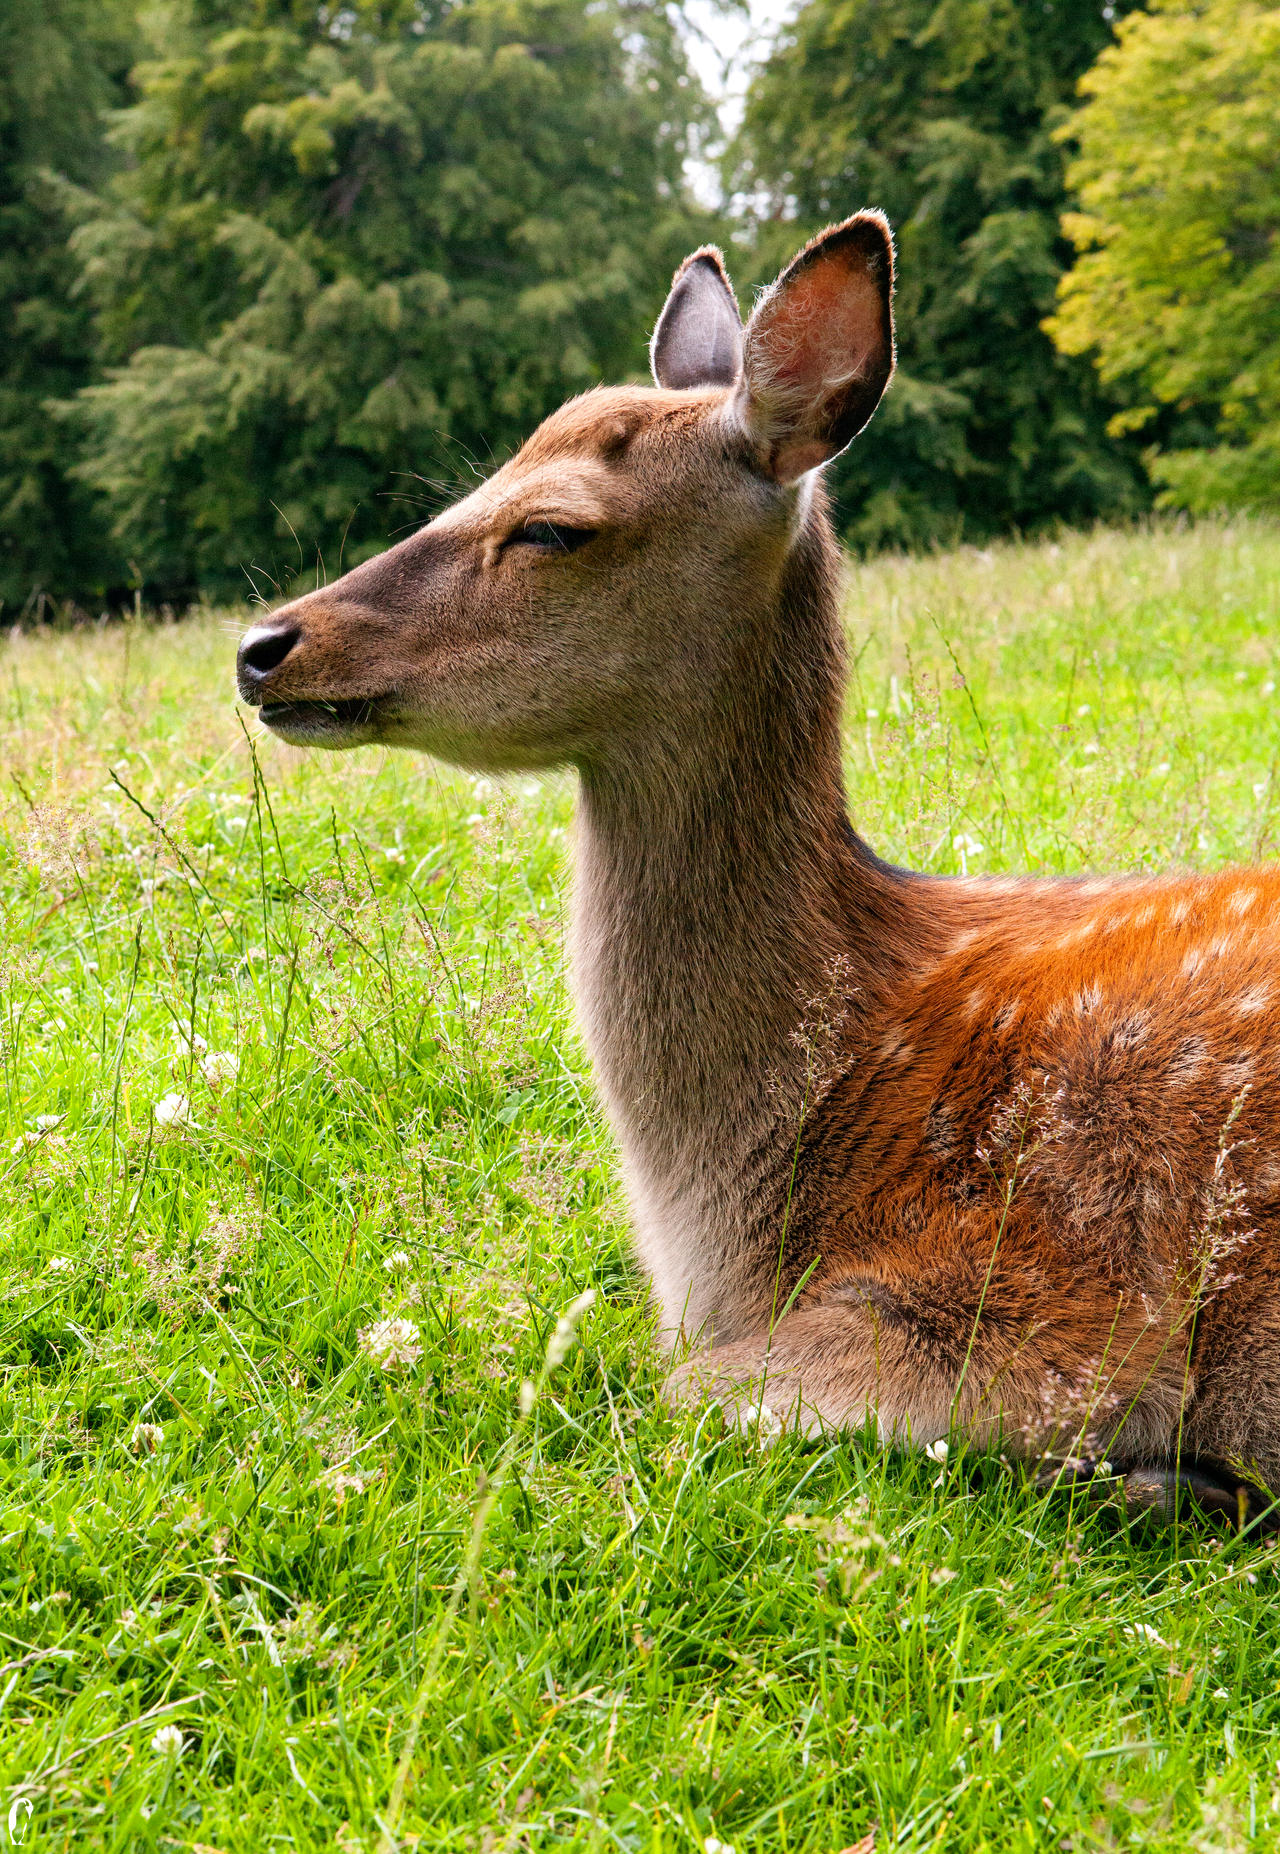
734 211 895 485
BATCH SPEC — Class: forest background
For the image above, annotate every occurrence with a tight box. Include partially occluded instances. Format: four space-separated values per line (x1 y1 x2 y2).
2 0 1278 611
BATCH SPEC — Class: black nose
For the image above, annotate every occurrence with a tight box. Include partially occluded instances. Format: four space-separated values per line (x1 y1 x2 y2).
237 623 300 693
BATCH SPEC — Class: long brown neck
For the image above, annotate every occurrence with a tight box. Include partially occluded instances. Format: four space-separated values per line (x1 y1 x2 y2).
568 505 921 1341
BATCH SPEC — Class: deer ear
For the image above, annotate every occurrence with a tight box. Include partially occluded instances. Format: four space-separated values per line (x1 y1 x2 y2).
734 211 895 484
650 247 743 391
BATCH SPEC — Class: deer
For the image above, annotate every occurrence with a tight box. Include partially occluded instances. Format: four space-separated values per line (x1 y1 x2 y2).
237 214 1280 1526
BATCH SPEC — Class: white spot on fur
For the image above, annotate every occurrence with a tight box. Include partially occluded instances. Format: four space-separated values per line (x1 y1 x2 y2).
1220 1058 1255 1092
1170 900 1191 925
1207 934 1236 960
1237 984 1271 1016
1132 905 1156 929
1183 949 1203 977
1229 889 1258 917
993 998 1021 1032
964 988 986 1020
878 1029 914 1066
1074 984 1102 1017
1078 880 1112 898
1111 1012 1151 1050
1169 1036 1209 1083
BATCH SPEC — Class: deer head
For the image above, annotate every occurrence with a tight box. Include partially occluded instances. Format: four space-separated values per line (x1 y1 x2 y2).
235 213 895 772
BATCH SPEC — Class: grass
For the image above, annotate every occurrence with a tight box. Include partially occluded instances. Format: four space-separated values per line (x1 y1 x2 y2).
3 516 1280 1851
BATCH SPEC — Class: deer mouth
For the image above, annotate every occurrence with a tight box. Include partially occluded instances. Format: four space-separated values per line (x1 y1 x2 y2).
258 696 387 745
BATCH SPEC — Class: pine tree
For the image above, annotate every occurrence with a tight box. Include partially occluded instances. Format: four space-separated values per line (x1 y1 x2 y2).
66 0 715 600
735 0 1150 551
0 0 133 610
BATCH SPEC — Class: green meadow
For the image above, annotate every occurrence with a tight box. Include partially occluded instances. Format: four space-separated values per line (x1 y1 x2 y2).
5 518 1280 1852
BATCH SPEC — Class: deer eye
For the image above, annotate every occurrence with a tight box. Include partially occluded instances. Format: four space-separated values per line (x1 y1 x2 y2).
509 520 596 553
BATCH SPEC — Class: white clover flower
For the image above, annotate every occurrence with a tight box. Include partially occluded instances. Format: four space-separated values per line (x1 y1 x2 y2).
704 1838 737 1854
154 1091 195 1130
150 1723 186 1758
951 833 983 875
358 1316 422 1373
35 1113 66 1132
129 1422 164 1455
200 1050 239 1087
1123 1622 1169 1648
382 1250 412 1274
382 845 406 865
745 1402 783 1450
46 1256 75 1274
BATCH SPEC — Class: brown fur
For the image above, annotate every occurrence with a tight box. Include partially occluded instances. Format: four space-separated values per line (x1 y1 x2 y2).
236 216 1280 1500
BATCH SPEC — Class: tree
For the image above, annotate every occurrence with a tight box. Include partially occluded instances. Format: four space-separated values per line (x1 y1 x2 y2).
734 0 1149 552
64 0 714 601
0 0 134 610
1049 0 1280 515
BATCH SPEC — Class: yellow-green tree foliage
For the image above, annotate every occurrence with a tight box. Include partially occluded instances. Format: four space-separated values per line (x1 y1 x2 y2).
1050 0 1280 513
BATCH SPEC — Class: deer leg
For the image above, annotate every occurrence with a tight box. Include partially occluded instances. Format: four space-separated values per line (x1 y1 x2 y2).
664 1276 1191 1466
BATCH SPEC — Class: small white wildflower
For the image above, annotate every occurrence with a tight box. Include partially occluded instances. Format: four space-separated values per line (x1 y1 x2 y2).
358 1316 422 1372
1123 1622 1169 1648
129 1422 164 1455
1076 703 1091 716
745 1401 783 1450
545 1289 596 1370
200 1050 239 1086
1264 681 1276 696
154 1091 195 1130
382 845 406 865
704 1838 737 1854
518 1379 536 1417
382 1249 412 1274
1082 742 1099 757
35 1113 66 1132
1254 782 1270 802
930 1566 958 1585
45 1256 75 1274
951 834 983 875
173 1027 209 1055
1213 1686 1230 1700
924 1438 949 1463
1152 762 1171 778
150 1723 186 1759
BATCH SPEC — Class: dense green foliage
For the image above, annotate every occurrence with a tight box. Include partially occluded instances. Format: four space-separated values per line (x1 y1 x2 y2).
735 0 1151 552
1049 0 1280 516
5 523 1280 1843
60 0 712 602
0 0 134 611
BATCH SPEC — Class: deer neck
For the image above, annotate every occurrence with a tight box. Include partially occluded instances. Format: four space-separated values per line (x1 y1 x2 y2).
568 510 916 1341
